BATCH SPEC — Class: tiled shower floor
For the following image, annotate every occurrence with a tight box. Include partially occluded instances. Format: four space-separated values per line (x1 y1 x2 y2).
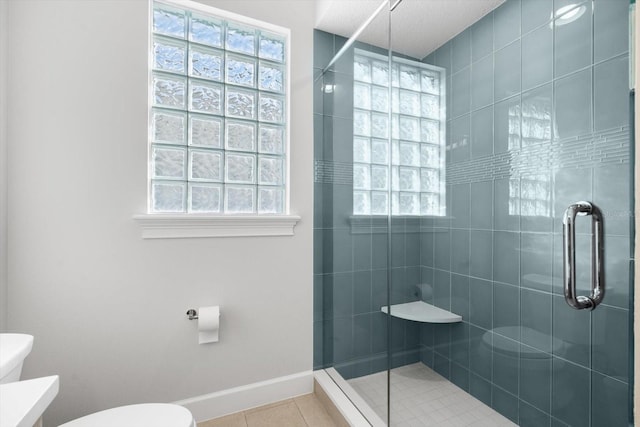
348 363 517 427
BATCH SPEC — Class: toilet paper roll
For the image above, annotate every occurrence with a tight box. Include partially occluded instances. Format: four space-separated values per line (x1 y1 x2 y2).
198 306 220 344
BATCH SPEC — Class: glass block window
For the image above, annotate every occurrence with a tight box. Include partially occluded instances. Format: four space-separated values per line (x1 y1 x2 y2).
353 50 446 216
150 1 287 214
510 96 552 217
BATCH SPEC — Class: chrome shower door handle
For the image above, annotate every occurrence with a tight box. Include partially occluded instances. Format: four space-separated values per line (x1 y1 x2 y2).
562 201 605 310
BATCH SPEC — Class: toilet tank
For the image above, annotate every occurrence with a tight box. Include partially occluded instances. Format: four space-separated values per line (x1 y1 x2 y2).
0 334 34 384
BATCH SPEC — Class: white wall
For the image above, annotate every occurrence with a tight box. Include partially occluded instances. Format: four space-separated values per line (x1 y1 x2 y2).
5 0 314 425
0 0 8 332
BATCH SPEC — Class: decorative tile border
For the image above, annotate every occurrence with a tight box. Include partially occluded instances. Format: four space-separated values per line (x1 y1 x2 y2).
315 160 353 185
447 127 630 185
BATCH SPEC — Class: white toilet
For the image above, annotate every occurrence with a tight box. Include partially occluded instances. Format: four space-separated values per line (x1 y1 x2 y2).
0 333 196 426
0 333 35 384
59 403 196 427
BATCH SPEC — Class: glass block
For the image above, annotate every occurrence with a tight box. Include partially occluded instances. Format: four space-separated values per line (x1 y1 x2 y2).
152 109 186 144
509 179 520 198
259 93 284 123
521 199 534 216
259 62 284 93
421 70 440 94
225 185 255 213
353 137 371 163
153 73 186 109
391 88 400 113
259 32 285 63
391 141 399 165
354 57 371 83
153 4 185 39
190 14 222 47
189 114 222 148
353 164 371 190
509 196 520 216
399 65 420 90
400 192 420 215
391 192 399 214
259 125 284 154
189 45 223 81
371 139 389 164
371 113 389 139
354 83 371 109
371 191 388 215
189 149 222 182
522 116 551 143
372 61 389 86
371 165 388 190
226 22 256 55
391 64 401 88
189 80 222 114
225 119 256 152
153 37 186 73
152 181 186 212
258 187 284 213
258 155 283 185
354 110 371 136
421 193 440 215
225 153 255 183
421 94 440 119
391 115 400 139
226 88 256 119
400 116 420 141
226 54 256 88
400 90 420 116
421 119 440 143
353 191 370 215
391 166 399 191
521 180 535 199
399 142 420 166
189 183 221 213
421 144 440 167
370 86 389 112
399 167 420 191
421 168 439 192
152 146 186 179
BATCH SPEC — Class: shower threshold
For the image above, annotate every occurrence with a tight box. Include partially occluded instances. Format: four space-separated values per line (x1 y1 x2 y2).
344 363 516 426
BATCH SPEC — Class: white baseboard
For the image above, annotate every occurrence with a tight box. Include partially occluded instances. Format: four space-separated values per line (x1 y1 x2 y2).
173 371 313 422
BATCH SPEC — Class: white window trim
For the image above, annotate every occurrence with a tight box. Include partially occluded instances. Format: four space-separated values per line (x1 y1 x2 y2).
137 0 299 238
134 214 300 238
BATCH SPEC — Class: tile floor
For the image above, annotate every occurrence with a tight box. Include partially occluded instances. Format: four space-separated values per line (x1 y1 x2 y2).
348 363 517 427
197 394 339 427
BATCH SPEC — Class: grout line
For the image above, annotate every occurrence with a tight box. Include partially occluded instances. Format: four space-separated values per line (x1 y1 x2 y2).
292 397 311 427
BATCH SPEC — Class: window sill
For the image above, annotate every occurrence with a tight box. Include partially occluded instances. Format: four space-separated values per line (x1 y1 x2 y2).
133 214 301 239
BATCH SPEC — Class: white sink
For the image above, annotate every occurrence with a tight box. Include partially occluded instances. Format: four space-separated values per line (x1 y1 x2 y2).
0 334 34 384
0 375 59 427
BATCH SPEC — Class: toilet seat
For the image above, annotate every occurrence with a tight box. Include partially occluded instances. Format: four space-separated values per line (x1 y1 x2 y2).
58 403 196 427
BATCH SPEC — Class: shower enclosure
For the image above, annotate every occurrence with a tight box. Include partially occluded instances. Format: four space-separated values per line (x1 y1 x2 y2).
313 0 634 425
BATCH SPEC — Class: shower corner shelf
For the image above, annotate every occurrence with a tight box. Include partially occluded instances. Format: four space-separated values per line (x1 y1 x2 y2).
381 301 462 323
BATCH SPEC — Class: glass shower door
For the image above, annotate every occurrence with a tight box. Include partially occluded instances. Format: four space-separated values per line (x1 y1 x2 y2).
313 0 633 425
313 5 393 425
386 0 634 426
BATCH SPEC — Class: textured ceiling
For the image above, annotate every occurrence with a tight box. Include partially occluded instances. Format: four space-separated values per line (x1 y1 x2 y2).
315 0 506 60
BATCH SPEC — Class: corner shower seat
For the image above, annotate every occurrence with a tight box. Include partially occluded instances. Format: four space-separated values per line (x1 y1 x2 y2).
381 301 462 323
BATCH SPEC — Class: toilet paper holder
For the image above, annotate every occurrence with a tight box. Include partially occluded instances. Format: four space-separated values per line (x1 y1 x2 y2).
186 309 198 320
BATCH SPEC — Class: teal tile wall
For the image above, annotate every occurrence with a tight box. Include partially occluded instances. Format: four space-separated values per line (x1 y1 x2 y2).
420 0 632 426
313 30 422 378
314 0 632 424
